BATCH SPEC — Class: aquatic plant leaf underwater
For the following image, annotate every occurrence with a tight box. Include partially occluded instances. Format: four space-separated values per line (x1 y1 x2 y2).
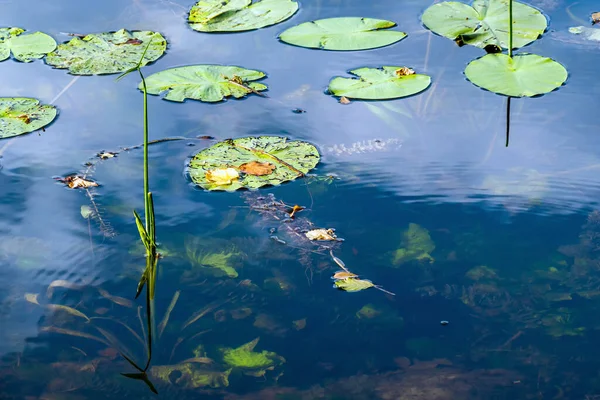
142 65 267 102
189 0 298 32
188 136 320 191
221 337 285 371
25 293 91 321
391 223 435 266
150 363 232 388
0 97 57 139
45 29 166 75
279 17 406 51
0 27 56 62
465 53 567 97
328 67 431 100
421 0 547 50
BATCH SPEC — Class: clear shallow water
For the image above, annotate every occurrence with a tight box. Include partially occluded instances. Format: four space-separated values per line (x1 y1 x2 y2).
1 0 600 398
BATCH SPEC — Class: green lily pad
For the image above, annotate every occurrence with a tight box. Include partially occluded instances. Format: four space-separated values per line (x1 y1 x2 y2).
189 0 298 32
464 53 567 97
45 29 166 75
278 17 406 51
142 65 267 103
0 27 56 62
328 66 431 100
421 0 547 49
0 98 57 139
334 278 375 292
188 136 320 191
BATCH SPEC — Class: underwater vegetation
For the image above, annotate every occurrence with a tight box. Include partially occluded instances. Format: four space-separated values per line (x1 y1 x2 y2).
391 223 435 266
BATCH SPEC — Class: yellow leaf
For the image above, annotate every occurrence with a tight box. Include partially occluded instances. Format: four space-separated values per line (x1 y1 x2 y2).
205 168 239 185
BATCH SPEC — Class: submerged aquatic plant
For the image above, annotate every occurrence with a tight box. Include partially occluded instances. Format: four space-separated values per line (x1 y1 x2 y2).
184 237 243 278
391 223 435 266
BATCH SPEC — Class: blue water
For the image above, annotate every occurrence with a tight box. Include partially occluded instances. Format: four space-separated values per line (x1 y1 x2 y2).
2 0 600 398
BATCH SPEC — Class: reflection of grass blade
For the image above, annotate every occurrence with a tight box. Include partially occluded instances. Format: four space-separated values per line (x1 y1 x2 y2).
41 326 109 346
363 103 411 138
89 317 146 350
96 327 138 363
158 290 180 339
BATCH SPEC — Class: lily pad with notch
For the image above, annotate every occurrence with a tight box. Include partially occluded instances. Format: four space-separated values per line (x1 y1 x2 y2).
0 97 57 139
189 0 298 32
0 27 56 62
464 53 567 97
328 66 431 100
142 65 267 102
279 17 407 51
188 136 320 191
421 0 547 50
45 29 166 75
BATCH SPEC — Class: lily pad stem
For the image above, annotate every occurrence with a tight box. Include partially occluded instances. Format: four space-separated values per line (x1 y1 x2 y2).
508 0 513 58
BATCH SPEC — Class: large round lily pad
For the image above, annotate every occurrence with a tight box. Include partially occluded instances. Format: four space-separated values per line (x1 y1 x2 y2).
278 17 407 51
142 65 267 102
421 0 547 49
464 53 567 97
0 27 56 63
0 98 57 139
45 29 167 75
328 66 431 100
189 0 298 32
188 136 320 191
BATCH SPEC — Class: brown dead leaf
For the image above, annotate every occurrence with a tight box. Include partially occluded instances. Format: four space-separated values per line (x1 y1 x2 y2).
332 271 358 280
123 38 143 45
339 96 351 104
59 175 98 189
17 114 31 124
395 67 415 76
239 161 276 176
593 11 600 24
305 228 338 241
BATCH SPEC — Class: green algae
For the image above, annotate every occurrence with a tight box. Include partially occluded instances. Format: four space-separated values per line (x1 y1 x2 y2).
391 223 435 266
150 363 231 388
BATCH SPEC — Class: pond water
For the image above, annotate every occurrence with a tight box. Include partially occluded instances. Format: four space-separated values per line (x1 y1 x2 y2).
1 0 600 398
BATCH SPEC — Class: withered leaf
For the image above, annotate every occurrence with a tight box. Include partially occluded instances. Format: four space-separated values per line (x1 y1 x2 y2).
305 228 338 241
288 204 305 218
239 161 276 176
60 175 99 189
395 67 415 76
593 12 600 24
339 96 351 104
332 270 358 280
97 151 117 159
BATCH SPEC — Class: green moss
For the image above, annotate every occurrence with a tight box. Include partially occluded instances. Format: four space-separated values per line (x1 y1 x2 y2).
221 337 285 371
391 223 435 266
150 363 231 388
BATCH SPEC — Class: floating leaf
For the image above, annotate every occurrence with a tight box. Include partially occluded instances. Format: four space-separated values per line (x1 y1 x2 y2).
328 67 431 100
59 175 99 189
45 29 166 75
0 97 57 139
339 96 351 104
334 278 375 292
142 65 267 103
464 53 567 97
239 161 275 176
0 27 56 62
593 12 600 25
421 0 547 49
305 228 339 241
332 271 358 280
206 168 240 185
188 136 320 191
189 0 298 32
279 17 406 51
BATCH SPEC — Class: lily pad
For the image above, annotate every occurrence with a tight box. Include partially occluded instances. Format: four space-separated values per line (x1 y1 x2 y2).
278 17 406 51
464 53 567 97
0 97 57 139
142 65 267 102
45 29 166 75
0 27 56 62
189 0 298 32
188 136 320 191
421 0 547 49
328 66 431 100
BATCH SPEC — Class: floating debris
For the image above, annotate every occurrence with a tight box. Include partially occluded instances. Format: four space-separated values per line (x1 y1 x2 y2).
96 151 117 159
57 175 99 189
339 96 351 104
329 251 395 295
322 138 402 157
305 228 341 241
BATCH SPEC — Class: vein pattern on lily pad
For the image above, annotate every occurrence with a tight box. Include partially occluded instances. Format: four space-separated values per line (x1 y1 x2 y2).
464 53 567 97
189 0 298 32
0 28 56 62
188 136 320 191
421 0 547 49
142 65 267 102
45 29 167 75
0 98 57 139
279 17 406 50
328 66 431 100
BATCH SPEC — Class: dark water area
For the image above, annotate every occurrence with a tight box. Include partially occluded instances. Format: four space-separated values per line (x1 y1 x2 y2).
2 0 600 398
